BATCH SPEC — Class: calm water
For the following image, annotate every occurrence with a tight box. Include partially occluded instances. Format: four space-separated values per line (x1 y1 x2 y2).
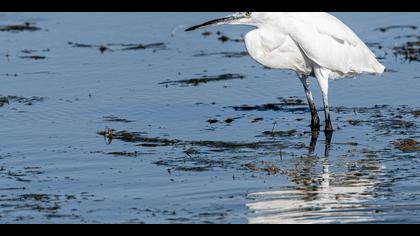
0 12 419 223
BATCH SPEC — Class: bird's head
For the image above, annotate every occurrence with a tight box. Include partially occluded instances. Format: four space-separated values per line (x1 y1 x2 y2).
185 12 255 31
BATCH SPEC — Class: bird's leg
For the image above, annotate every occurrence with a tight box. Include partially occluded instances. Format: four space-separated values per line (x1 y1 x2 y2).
314 70 334 133
324 130 333 157
299 76 320 131
322 93 334 132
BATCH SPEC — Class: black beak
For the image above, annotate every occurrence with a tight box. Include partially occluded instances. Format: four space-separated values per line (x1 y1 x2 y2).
185 16 235 32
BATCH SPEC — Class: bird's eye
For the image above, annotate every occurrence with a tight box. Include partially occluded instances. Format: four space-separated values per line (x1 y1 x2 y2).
245 12 252 17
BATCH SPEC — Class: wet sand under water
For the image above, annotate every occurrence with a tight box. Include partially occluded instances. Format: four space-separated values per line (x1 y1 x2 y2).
0 13 419 223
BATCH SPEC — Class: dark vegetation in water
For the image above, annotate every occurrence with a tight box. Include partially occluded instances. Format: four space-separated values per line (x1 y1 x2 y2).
372 25 419 62
393 139 420 153
96 103 419 176
1 19 419 223
375 25 418 32
19 55 47 60
97 130 285 151
68 42 166 53
193 51 249 58
207 119 219 124
0 95 47 107
215 31 244 43
159 74 245 87
121 43 166 51
108 151 153 157
0 73 19 78
103 116 135 123
232 97 307 112
242 162 284 175
0 22 41 32
17 48 50 60
260 129 298 138
393 41 420 62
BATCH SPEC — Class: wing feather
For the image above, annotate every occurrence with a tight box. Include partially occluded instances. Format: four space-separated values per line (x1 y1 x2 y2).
287 13 385 76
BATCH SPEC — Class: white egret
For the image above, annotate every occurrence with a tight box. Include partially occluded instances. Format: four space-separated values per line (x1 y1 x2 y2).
186 12 385 132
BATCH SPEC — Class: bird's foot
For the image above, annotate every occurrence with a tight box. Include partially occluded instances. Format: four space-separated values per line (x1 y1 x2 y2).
324 124 334 133
311 116 321 131
324 116 334 133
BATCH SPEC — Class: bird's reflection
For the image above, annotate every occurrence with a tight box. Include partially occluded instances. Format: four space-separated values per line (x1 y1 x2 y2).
308 131 333 157
247 131 383 224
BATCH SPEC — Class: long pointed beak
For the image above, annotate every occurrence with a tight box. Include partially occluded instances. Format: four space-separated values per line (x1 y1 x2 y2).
185 16 236 31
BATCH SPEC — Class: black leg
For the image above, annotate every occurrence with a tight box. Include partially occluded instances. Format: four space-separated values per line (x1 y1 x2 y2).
322 94 334 132
300 76 320 131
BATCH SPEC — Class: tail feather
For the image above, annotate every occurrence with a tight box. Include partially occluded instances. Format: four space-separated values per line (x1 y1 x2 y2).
370 59 386 75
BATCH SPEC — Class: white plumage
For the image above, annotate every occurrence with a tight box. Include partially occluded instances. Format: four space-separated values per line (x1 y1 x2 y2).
186 12 385 132
244 13 385 78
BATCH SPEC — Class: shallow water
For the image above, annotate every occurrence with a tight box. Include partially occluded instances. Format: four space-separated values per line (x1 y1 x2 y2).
0 12 419 224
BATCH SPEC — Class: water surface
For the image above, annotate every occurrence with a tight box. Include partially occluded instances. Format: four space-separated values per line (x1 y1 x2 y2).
0 12 419 223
